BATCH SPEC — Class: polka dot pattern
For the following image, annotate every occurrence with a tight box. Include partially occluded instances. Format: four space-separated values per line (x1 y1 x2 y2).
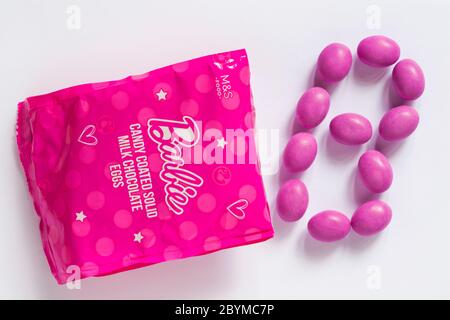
137 107 156 125
172 61 189 73
244 111 256 129
204 120 223 132
197 193 217 213
72 220 91 237
19 49 274 284
180 99 199 117
240 66 250 85
86 191 106 210
239 184 257 203
163 245 182 261
178 221 198 240
203 236 222 252
111 91 129 110
195 74 213 93
114 210 133 229
95 237 115 257
221 91 240 110
81 262 99 277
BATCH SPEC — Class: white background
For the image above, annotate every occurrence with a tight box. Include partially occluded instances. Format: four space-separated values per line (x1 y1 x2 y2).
1 0 449 299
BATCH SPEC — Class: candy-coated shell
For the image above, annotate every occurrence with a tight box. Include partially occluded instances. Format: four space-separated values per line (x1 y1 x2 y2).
357 35 400 67
392 59 425 100
379 105 419 141
277 179 309 222
283 132 317 172
296 87 330 129
329 113 373 145
308 210 351 242
317 43 353 83
351 200 392 236
358 150 393 193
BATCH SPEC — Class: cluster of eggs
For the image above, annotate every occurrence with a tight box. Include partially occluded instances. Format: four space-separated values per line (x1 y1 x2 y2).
277 35 425 242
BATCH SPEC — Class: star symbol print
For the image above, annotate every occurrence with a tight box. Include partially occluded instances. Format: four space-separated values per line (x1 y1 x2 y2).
217 137 227 149
133 232 144 243
155 88 168 101
75 211 87 222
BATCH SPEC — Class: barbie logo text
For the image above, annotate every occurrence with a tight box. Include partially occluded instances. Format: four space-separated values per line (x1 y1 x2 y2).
147 116 204 215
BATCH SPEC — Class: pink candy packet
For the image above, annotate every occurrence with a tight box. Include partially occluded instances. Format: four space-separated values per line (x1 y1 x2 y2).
16 49 274 284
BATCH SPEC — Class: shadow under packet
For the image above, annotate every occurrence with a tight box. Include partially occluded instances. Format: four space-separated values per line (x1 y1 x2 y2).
16 48 274 284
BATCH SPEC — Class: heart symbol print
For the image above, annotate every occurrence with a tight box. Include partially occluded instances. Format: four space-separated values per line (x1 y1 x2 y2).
226 199 249 220
78 125 98 146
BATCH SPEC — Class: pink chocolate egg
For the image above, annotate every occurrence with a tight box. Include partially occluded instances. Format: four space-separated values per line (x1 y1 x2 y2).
379 105 419 141
358 150 393 193
296 87 330 129
283 132 317 172
317 43 353 83
357 35 400 67
308 210 351 242
392 59 425 100
351 200 392 236
277 179 309 222
329 113 373 145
